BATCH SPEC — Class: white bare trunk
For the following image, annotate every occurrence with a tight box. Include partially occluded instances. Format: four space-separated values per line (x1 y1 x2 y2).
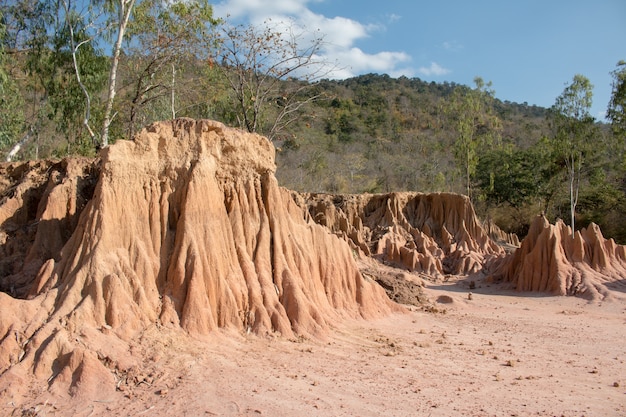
101 0 136 148
6 140 25 162
5 128 33 162
63 0 96 144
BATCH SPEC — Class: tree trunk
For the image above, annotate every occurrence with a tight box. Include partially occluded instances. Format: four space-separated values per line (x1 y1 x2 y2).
64 0 96 145
171 63 176 119
5 127 33 162
466 147 471 198
101 0 136 148
570 171 575 238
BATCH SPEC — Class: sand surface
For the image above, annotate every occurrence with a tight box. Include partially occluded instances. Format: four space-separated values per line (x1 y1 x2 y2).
6 282 625 417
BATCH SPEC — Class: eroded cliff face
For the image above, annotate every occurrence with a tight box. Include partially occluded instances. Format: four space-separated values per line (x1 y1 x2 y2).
493 215 626 300
0 119 398 399
2 118 625 402
0 158 98 297
291 192 505 278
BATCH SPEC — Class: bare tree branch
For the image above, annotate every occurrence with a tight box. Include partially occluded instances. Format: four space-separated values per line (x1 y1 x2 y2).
215 19 337 141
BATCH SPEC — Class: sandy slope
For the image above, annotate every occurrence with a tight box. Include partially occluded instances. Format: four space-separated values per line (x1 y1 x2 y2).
6 281 624 417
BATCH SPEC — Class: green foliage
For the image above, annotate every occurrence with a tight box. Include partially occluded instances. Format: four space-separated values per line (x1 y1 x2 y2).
324 98 359 142
0 9 25 153
47 14 108 147
119 0 218 136
444 77 502 198
608 60 626 139
476 143 550 208
548 74 597 235
1 0 109 155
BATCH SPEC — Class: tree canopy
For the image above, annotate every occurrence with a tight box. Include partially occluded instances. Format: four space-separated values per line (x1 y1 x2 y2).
608 60 626 139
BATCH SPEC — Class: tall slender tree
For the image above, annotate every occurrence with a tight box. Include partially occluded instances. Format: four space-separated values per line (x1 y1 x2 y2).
607 60 626 140
59 0 104 143
100 0 136 148
0 9 25 156
445 77 501 198
549 74 596 237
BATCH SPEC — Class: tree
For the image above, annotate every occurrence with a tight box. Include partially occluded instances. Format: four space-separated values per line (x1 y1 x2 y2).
2 0 55 159
476 145 548 208
474 138 560 235
445 77 501 198
549 74 596 237
100 0 137 148
121 0 218 137
58 0 108 146
2 0 110 158
0 8 25 156
214 19 332 141
3 0 130 155
607 60 626 139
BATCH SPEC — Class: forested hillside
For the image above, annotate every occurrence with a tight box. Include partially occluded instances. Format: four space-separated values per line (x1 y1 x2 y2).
1 1 625 241
275 74 549 195
272 74 625 241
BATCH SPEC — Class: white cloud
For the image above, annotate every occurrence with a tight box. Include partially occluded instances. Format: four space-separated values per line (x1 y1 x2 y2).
213 0 310 21
418 62 451 77
443 40 463 52
387 13 402 24
325 48 413 79
212 0 414 79
299 10 369 49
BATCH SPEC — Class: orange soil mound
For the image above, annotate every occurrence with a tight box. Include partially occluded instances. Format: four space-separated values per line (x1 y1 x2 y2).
492 215 626 300
0 158 98 297
0 119 398 399
292 192 505 277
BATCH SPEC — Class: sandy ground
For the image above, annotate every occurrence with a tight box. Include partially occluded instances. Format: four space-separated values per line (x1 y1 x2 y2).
5 282 626 417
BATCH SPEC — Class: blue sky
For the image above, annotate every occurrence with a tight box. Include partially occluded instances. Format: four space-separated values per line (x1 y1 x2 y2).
213 0 626 120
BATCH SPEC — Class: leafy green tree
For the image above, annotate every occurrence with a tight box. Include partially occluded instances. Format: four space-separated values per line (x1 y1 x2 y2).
607 60 626 139
2 0 55 159
477 145 547 208
474 137 562 234
3 0 130 155
0 8 25 156
445 77 501 198
2 0 109 157
56 0 109 149
324 98 359 142
549 74 596 237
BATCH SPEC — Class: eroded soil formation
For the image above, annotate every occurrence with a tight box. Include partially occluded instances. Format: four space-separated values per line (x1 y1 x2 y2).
0 119 625 414
0 119 398 401
292 191 507 277
492 215 626 299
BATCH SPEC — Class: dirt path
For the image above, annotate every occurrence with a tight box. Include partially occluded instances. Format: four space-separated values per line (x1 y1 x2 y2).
6 284 626 417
